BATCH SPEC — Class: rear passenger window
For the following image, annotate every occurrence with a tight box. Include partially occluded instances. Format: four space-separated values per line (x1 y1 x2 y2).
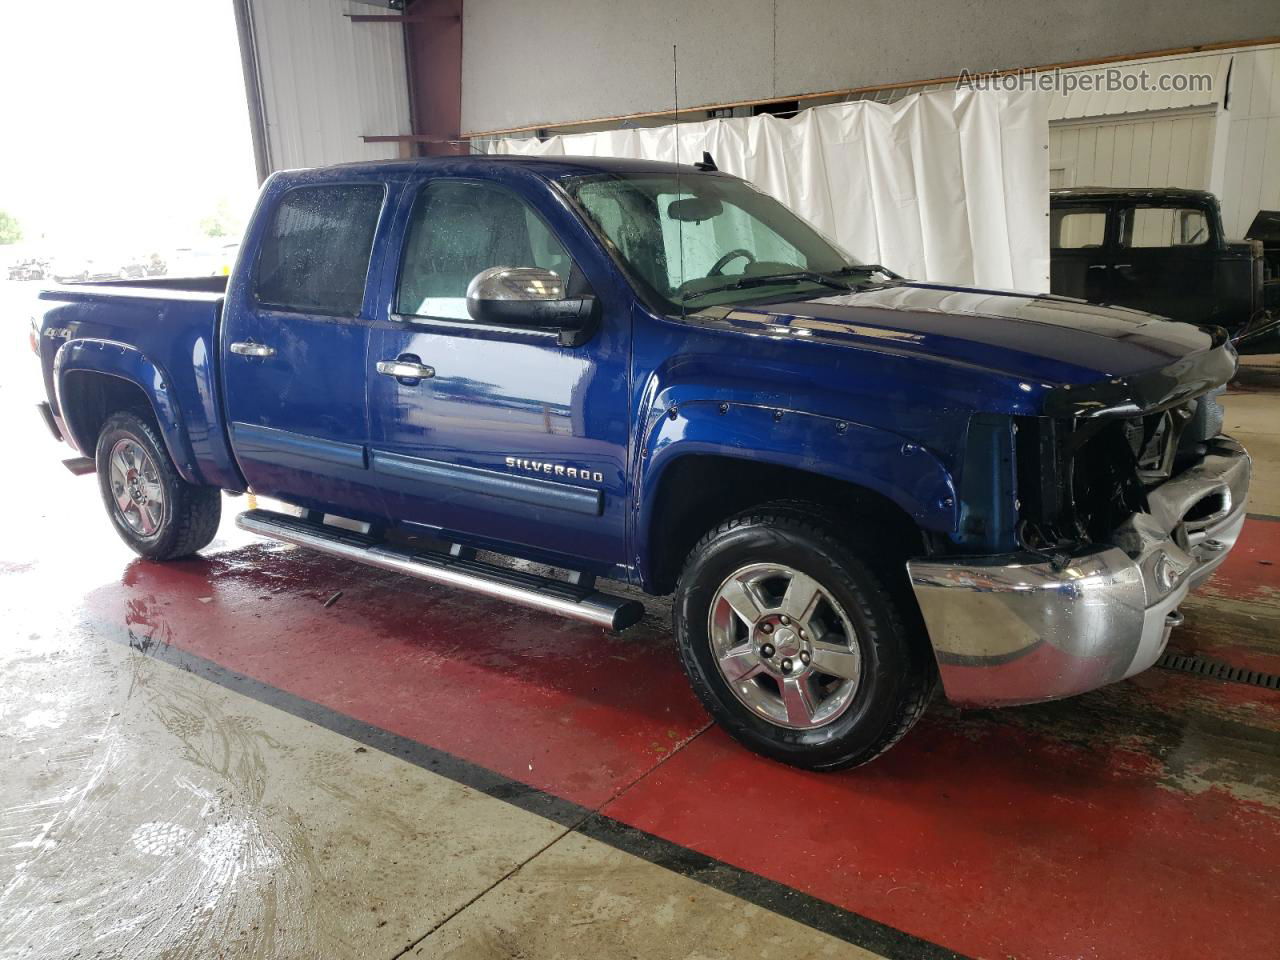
255 185 384 316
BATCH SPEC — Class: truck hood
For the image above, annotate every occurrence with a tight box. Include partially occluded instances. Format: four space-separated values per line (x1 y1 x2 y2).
690 280 1224 388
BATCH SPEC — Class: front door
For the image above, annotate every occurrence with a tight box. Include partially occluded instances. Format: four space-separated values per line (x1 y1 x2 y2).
366 177 630 575
221 182 388 517
1109 201 1218 323
1049 202 1113 302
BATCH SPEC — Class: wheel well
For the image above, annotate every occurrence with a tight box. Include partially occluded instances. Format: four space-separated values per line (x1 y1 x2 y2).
645 455 928 594
60 372 156 455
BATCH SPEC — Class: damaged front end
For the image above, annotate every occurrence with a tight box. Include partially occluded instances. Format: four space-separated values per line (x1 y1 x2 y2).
907 341 1251 706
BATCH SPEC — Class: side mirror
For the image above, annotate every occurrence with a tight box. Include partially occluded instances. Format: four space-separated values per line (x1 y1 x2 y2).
465 267 595 341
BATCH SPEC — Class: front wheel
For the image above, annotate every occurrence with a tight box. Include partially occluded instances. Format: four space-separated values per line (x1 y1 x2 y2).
674 506 934 771
95 410 221 560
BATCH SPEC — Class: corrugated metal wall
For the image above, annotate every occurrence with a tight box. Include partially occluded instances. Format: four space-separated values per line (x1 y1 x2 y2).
1217 47 1280 237
1047 55 1229 121
1049 110 1216 189
246 0 410 172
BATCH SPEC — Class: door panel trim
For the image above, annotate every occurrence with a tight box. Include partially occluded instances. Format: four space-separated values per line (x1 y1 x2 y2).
369 450 603 517
231 422 367 469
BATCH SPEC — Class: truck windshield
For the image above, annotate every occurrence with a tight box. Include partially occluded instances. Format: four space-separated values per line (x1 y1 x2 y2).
564 173 862 311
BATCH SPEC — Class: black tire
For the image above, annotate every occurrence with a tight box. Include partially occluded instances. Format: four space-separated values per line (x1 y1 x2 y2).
95 410 221 560
673 505 935 771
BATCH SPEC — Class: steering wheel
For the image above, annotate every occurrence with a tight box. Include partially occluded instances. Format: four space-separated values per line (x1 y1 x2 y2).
708 248 756 277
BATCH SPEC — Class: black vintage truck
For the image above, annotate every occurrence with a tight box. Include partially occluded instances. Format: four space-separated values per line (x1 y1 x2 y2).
1050 187 1278 354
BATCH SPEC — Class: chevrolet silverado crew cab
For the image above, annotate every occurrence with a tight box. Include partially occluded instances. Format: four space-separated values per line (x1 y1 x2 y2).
32 156 1250 770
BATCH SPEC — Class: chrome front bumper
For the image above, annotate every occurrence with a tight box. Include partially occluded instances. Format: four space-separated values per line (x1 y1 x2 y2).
908 437 1251 706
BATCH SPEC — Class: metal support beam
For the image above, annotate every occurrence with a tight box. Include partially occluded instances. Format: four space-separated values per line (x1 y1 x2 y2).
231 0 271 182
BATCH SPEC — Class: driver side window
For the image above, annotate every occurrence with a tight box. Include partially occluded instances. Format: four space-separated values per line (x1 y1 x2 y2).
397 180 573 320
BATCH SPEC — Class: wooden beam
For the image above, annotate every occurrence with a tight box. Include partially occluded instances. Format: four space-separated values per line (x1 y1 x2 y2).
346 13 459 23
362 133 458 143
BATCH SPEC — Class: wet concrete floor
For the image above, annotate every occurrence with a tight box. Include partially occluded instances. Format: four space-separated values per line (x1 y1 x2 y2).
2 320 1278 959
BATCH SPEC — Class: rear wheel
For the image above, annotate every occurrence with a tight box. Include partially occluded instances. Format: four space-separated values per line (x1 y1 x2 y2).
674 506 934 770
95 410 221 560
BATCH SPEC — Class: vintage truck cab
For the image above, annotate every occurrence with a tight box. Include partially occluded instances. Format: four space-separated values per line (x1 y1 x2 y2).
32 156 1249 770
1050 186 1277 353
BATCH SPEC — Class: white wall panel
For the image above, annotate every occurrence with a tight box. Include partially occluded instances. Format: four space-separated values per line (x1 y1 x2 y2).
1049 111 1215 190
247 0 410 171
1216 48 1280 237
1049 54 1229 121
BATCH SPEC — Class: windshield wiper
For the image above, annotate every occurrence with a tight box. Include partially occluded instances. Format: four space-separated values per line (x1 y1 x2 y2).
831 263 901 280
679 270 852 303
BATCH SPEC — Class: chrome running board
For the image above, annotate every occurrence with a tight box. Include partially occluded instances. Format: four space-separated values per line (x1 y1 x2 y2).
236 509 643 631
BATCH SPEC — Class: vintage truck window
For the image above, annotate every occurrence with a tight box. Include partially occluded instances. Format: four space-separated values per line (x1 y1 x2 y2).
397 180 573 320
254 184 384 317
1050 207 1108 249
1121 205 1210 248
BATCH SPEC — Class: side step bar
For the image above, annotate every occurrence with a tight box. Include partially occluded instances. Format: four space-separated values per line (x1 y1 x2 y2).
236 509 644 631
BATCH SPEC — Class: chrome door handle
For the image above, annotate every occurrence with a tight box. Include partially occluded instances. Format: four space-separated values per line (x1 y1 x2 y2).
376 360 435 379
230 341 276 357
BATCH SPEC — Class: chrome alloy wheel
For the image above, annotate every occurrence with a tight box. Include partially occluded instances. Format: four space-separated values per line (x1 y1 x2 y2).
108 438 165 537
708 563 863 729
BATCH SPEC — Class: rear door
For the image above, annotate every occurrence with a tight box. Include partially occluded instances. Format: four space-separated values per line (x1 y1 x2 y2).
1049 201 1114 302
365 176 631 575
222 181 389 516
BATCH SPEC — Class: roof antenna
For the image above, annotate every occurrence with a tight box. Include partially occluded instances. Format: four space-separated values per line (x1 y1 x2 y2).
673 43 686 320
694 152 717 171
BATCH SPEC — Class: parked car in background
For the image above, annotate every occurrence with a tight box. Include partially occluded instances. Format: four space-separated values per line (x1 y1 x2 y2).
52 256 122 284
32 156 1249 770
51 258 92 283
214 242 240 276
1050 187 1277 354
1245 209 1279 311
7 258 50 281
166 246 214 277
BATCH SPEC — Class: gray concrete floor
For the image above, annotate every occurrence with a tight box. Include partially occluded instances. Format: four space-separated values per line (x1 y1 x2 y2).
1222 355 1280 515
0 285 876 958
2 278 1277 959
2 635 861 959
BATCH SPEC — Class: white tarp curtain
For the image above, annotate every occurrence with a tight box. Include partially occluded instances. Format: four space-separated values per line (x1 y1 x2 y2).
490 90 1050 292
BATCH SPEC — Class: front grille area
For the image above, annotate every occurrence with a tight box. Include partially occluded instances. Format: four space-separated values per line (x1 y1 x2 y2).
1015 391 1224 552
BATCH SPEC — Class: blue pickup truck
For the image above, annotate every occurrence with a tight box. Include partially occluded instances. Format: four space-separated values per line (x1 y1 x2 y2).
32 155 1250 770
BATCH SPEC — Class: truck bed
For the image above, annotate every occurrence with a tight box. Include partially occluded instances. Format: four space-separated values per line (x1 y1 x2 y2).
37 278 242 492
84 275 230 294
47 274 228 297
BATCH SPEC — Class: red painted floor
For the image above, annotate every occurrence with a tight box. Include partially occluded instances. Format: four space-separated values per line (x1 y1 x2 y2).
58 517 1280 960
93 546 710 809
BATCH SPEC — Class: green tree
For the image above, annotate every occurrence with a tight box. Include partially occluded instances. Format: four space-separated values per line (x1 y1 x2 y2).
199 198 242 239
0 210 21 245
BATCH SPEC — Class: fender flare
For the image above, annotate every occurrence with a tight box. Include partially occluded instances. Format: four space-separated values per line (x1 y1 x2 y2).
54 338 203 485
632 399 958 583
